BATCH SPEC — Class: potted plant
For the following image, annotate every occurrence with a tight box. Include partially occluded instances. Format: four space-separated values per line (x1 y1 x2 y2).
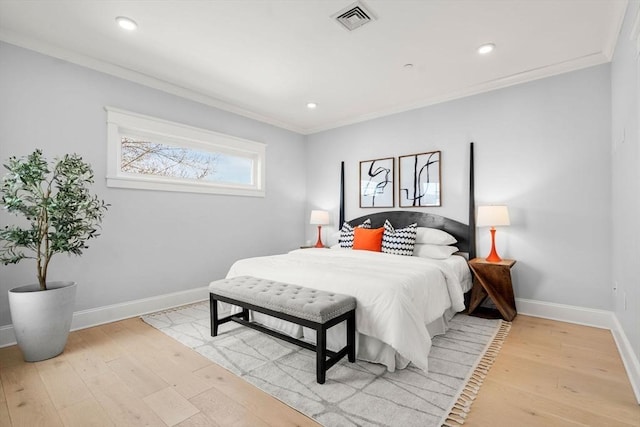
0 149 108 361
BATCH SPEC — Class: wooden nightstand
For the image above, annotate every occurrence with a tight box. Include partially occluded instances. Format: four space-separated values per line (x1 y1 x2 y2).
467 258 517 321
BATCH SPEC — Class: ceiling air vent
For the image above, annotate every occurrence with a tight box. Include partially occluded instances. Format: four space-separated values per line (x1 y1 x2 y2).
332 1 377 32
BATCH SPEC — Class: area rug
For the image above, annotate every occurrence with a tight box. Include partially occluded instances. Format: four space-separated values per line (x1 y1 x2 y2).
142 302 510 427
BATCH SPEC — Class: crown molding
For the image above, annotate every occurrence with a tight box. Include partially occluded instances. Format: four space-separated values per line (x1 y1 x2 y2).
0 30 306 135
0 28 616 136
306 51 610 134
602 0 630 60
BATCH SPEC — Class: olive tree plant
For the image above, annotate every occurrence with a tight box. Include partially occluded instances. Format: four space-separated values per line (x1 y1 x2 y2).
0 149 108 290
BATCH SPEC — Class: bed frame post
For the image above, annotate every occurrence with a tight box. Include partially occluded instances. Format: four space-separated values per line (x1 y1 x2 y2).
339 161 345 227
469 142 476 260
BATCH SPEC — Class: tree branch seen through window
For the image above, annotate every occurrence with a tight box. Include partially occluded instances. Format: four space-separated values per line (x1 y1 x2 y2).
121 137 219 181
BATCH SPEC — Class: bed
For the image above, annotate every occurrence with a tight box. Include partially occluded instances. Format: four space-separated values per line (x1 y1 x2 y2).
221 144 477 372
225 211 473 372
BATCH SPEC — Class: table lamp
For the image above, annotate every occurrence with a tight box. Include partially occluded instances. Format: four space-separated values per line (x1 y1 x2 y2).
476 205 510 262
310 210 330 248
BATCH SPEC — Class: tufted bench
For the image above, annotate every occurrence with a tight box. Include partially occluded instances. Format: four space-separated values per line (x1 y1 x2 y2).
209 276 356 384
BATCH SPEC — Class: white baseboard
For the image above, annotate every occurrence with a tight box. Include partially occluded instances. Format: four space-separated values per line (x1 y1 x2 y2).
516 297 640 404
1 291 637 403
515 297 616 329
0 286 209 348
611 316 640 404
0 325 17 349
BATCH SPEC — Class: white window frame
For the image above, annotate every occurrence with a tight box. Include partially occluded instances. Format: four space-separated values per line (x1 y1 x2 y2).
105 107 266 197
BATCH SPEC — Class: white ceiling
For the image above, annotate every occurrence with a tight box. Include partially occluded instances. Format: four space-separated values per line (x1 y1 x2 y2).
0 0 628 134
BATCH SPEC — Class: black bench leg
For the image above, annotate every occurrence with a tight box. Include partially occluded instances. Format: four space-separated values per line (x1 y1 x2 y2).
317 325 327 384
347 311 356 363
210 294 219 337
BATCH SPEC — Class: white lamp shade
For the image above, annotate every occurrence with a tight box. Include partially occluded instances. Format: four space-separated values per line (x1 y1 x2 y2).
310 210 330 225
477 205 510 227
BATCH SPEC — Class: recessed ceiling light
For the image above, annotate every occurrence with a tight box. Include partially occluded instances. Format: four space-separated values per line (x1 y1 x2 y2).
116 16 138 31
478 43 495 55
403 63 414 69
306 102 318 109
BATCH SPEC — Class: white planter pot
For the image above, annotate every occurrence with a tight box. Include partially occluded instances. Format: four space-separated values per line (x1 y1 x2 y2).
8 281 77 362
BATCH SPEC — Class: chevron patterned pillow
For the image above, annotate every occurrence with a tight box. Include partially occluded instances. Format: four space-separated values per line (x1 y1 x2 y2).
381 220 418 256
339 219 372 248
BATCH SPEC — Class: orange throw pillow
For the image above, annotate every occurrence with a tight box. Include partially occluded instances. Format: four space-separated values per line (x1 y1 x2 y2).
352 227 384 252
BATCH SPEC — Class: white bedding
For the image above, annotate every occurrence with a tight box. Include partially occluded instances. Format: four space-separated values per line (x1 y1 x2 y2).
225 248 468 372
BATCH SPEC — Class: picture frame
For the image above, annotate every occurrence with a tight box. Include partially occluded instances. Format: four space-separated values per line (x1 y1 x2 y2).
398 151 441 207
359 157 394 208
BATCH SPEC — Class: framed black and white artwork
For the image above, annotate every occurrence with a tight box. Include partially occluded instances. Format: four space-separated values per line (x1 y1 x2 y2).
359 157 394 208
399 151 441 207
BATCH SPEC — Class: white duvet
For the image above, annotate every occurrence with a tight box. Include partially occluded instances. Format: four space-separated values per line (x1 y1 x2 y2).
225 248 466 372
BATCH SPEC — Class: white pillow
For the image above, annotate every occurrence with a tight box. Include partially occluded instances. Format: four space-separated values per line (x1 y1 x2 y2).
415 227 457 245
413 244 459 259
326 231 341 247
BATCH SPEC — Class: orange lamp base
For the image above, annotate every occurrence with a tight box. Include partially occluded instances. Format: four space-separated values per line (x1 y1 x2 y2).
485 227 502 263
314 225 324 248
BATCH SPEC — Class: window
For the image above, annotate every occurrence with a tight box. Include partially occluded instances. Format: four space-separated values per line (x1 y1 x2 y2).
105 107 265 197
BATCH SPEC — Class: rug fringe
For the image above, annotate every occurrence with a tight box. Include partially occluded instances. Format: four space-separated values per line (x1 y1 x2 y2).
441 320 512 426
143 300 207 317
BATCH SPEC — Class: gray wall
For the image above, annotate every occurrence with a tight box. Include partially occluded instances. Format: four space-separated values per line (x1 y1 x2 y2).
0 32 628 351
0 42 307 326
306 64 612 311
611 1 640 362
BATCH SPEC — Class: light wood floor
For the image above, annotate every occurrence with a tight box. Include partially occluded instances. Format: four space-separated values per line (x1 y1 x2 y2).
0 315 638 427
